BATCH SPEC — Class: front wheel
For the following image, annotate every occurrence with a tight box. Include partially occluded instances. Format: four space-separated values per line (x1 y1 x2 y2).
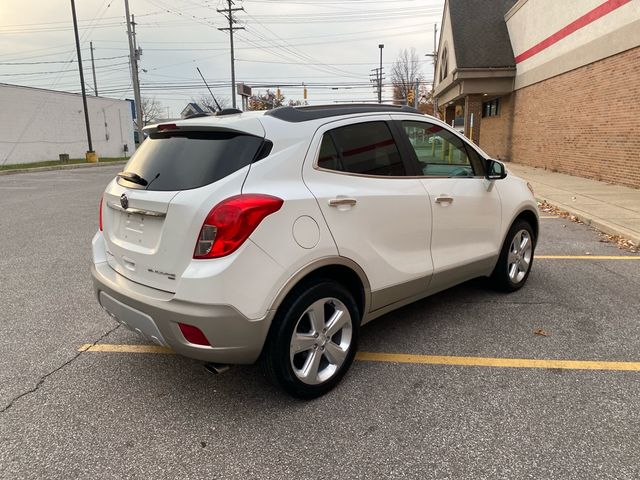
490 219 535 292
262 281 360 399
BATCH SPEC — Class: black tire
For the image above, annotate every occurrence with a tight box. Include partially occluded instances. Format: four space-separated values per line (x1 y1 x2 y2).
262 280 360 399
490 219 535 292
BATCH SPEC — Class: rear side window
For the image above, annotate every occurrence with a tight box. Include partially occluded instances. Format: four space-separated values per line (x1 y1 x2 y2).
318 122 406 176
118 131 264 191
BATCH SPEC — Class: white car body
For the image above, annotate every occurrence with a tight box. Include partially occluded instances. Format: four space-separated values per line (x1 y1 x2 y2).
92 105 538 396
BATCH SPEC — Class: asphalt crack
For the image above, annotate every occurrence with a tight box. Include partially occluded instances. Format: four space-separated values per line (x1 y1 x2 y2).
596 262 640 288
0 324 120 414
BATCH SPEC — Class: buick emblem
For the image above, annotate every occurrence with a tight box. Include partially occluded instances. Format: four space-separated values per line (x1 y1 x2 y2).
120 193 129 210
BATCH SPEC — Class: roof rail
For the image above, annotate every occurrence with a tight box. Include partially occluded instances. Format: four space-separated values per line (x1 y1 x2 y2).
264 104 422 122
214 108 243 116
183 112 212 119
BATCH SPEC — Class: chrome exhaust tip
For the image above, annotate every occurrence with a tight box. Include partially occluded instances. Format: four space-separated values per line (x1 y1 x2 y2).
204 363 230 375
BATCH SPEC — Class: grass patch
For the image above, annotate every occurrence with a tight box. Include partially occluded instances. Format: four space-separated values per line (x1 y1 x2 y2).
0 157 128 171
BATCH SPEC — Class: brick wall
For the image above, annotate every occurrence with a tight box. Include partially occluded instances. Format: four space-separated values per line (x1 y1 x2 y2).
510 46 640 189
478 94 514 161
463 94 483 145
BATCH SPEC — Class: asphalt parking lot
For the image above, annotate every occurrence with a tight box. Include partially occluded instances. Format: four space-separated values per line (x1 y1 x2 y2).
1 165 639 479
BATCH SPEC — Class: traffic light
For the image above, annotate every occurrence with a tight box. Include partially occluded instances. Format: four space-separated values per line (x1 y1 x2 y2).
407 90 415 105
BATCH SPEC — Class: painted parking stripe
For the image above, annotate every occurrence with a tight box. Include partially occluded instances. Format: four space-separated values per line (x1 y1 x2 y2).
356 352 640 371
79 344 640 371
539 216 558 219
536 255 640 260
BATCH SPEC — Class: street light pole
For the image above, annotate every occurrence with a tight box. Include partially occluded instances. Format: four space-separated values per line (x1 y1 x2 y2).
378 44 384 104
70 0 93 153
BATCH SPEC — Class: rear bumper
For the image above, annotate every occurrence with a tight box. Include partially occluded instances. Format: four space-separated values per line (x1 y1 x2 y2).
91 261 273 364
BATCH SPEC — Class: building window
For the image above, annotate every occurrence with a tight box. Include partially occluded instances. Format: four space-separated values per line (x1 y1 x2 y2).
439 47 448 83
482 98 500 117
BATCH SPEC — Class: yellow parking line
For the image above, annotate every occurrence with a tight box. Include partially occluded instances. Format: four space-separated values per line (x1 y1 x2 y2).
80 344 640 371
536 255 640 260
539 215 558 219
79 343 173 354
355 352 640 371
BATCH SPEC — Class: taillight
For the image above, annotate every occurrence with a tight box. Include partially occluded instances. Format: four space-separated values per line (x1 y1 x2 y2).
157 123 178 132
99 197 103 231
194 194 283 259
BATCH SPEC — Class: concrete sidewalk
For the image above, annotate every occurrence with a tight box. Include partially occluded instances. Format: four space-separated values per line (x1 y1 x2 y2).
507 164 640 245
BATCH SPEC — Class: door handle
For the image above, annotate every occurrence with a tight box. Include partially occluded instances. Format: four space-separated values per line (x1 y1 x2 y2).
328 197 357 207
435 195 454 204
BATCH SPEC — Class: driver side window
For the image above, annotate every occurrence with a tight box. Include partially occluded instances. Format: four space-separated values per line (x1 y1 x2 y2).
402 121 477 177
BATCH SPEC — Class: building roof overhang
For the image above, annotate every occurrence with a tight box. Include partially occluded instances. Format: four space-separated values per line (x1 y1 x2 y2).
434 67 516 105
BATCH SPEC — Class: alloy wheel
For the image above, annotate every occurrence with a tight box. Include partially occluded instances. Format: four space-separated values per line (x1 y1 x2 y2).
289 297 353 385
507 229 533 284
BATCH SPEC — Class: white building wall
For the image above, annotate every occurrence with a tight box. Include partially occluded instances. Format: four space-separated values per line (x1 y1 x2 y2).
434 0 458 90
506 0 640 89
0 84 136 165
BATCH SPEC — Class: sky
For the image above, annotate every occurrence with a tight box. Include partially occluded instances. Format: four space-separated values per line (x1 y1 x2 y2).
1 0 444 118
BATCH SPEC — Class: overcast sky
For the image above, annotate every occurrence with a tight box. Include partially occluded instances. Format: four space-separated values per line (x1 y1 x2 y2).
2 0 444 117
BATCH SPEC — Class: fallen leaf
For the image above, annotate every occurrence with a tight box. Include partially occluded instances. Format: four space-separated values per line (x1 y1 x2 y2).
533 328 549 337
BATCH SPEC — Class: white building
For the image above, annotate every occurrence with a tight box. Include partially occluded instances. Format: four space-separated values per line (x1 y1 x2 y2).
0 83 136 165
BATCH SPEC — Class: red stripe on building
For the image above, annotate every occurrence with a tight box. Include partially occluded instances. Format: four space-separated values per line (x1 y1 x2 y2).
514 0 632 63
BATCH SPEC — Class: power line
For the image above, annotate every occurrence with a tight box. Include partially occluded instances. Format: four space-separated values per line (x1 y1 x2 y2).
0 55 129 66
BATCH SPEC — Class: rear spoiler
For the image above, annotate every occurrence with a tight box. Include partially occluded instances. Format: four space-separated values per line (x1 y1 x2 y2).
143 119 265 138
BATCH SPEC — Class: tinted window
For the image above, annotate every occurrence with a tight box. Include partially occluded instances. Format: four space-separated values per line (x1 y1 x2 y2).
118 131 263 191
402 121 477 177
318 122 406 176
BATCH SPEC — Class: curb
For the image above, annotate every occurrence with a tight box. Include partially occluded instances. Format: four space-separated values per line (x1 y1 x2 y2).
0 160 127 176
536 195 640 246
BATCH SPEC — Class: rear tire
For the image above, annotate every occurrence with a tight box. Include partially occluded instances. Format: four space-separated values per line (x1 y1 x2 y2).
262 280 360 399
490 219 535 292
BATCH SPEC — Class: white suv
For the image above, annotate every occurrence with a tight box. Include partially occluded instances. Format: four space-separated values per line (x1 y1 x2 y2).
92 104 538 398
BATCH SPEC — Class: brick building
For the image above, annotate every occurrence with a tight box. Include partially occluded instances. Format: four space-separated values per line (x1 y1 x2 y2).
433 0 640 188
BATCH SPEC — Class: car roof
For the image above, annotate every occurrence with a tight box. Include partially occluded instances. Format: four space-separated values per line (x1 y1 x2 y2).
144 104 427 139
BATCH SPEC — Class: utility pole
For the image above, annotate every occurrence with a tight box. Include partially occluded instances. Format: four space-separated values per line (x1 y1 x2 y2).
70 0 93 154
425 23 439 117
378 44 384 103
90 41 98 96
218 0 244 109
370 68 384 102
124 0 143 143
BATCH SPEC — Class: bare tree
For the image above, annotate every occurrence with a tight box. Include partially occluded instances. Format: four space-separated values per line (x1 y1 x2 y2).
248 90 284 110
391 48 425 106
140 97 163 125
192 94 229 113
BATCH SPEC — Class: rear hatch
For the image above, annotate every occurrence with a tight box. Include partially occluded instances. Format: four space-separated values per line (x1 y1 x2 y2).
102 122 265 292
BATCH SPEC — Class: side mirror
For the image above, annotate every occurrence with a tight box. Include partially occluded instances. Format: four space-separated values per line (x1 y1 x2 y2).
486 159 507 180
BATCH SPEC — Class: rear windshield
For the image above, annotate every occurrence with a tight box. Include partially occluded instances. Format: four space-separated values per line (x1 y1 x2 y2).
117 131 264 191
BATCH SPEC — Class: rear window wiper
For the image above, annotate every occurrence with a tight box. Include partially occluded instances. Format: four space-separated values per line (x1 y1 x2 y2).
117 171 148 186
